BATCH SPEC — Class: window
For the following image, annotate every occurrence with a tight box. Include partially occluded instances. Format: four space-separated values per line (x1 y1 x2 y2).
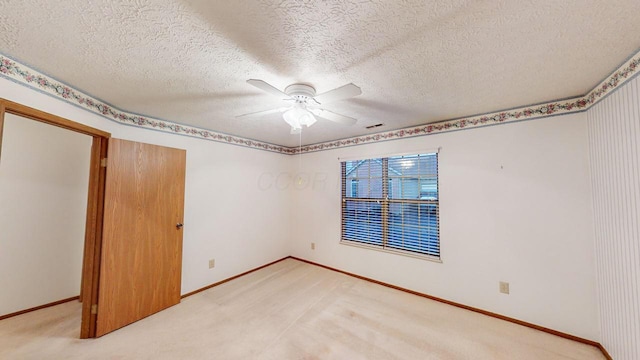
350 179 359 198
341 153 439 258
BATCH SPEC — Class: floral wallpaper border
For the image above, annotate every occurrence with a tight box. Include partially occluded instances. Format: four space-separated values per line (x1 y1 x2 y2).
1 50 639 155
295 53 640 154
0 55 292 154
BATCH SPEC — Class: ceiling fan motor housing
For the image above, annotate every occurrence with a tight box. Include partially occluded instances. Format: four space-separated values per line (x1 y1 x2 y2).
284 84 316 103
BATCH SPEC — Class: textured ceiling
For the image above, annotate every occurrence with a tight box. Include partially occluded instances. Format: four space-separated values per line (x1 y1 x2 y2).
1 0 639 147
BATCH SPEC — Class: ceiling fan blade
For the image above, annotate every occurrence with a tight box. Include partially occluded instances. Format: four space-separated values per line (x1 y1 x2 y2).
309 108 357 126
246 79 292 100
236 107 287 118
313 83 362 104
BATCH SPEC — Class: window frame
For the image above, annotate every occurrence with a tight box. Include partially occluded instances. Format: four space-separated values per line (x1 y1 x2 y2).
340 153 440 262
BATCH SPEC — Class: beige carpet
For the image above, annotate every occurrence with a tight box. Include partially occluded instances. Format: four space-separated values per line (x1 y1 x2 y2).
0 259 605 359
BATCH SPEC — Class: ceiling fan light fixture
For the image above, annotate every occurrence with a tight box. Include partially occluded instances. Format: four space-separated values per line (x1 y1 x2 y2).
298 110 317 127
283 106 316 131
282 108 302 130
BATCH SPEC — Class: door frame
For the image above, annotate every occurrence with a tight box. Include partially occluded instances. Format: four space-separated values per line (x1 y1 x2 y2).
0 98 110 338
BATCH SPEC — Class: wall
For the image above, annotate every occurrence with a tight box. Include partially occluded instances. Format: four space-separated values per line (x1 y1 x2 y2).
0 113 91 316
290 113 600 340
0 73 614 344
587 75 640 359
0 77 292 297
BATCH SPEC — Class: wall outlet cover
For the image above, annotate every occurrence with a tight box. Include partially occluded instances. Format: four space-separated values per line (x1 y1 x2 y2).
499 281 510 294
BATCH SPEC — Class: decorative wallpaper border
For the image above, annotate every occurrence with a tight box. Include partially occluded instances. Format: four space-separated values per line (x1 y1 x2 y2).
0 54 293 154
1 50 639 155
295 95 586 154
296 53 640 154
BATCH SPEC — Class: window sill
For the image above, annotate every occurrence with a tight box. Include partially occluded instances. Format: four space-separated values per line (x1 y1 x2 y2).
340 239 442 263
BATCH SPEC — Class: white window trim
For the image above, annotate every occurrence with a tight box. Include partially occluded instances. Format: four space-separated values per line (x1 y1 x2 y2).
337 147 441 162
340 238 443 263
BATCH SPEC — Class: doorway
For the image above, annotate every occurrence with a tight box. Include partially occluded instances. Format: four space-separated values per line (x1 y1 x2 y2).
0 99 186 339
0 112 92 318
0 99 110 338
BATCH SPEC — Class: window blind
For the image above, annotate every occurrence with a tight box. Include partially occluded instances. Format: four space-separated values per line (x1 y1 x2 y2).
341 153 440 258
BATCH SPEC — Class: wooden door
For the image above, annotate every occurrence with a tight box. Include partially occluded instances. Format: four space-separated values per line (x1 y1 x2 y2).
95 139 186 337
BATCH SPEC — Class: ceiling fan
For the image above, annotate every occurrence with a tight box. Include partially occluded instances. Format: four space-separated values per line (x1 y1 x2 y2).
238 79 362 134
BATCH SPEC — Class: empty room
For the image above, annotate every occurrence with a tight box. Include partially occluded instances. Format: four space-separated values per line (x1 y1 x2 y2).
0 1 638 359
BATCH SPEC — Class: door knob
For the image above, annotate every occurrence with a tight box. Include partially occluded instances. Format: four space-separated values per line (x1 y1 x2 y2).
176 223 184 229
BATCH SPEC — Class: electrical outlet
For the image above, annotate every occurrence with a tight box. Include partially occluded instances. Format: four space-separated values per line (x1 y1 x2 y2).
499 281 510 294
209 259 215 269
311 242 316 250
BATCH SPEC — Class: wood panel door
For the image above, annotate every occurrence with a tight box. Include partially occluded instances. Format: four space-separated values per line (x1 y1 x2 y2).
95 139 186 337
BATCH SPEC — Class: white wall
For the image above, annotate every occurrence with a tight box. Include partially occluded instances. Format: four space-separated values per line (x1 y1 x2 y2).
0 113 91 316
290 113 600 340
0 75 604 342
588 75 640 360
0 77 292 297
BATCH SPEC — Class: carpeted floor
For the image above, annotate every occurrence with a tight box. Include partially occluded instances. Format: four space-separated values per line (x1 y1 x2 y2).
0 259 605 359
